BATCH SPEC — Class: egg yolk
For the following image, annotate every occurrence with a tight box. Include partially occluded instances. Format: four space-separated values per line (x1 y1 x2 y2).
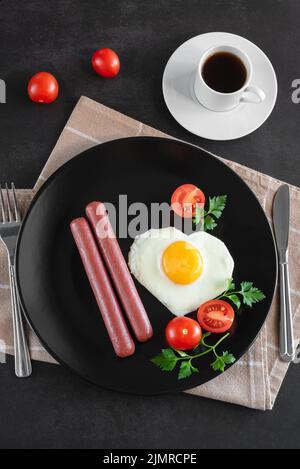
162 241 203 285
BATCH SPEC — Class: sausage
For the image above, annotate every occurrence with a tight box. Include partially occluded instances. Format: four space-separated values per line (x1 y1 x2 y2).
86 202 153 342
70 217 135 358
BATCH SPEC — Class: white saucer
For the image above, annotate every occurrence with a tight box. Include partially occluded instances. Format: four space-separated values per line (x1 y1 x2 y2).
162 32 277 140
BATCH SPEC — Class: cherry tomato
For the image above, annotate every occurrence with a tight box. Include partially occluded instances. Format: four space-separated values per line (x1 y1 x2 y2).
171 184 205 218
27 72 59 104
165 316 202 350
197 299 235 334
91 48 120 78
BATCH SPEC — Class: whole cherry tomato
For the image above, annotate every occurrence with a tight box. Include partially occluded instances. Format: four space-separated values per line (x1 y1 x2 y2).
91 48 120 78
171 184 205 218
27 72 59 104
165 316 202 350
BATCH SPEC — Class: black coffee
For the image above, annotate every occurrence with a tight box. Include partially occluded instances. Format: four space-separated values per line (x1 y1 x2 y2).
202 51 247 93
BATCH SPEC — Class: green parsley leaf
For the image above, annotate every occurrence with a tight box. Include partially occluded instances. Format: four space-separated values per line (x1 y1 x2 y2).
240 281 253 292
211 351 236 373
211 356 226 373
208 195 227 219
190 363 199 374
162 348 177 359
240 282 266 307
151 348 177 371
226 278 235 291
221 351 236 365
218 278 265 310
193 194 227 230
193 205 204 226
204 215 217 231
178 361 192 379
228 294 241 310
178 360 198 379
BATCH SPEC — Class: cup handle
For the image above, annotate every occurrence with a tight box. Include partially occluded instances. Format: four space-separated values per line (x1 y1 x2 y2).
241 85 266 104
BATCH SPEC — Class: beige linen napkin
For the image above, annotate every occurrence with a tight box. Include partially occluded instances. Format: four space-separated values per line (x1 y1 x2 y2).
1 96 300 410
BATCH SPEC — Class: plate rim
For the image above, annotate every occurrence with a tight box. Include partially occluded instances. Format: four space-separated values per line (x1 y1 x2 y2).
16 136 278 395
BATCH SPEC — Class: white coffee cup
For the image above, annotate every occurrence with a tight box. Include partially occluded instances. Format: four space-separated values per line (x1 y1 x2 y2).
194 45 266 112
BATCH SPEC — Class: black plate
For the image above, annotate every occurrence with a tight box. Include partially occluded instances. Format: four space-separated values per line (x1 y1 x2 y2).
16 137 277 394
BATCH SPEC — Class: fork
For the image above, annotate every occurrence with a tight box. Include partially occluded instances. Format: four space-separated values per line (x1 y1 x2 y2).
0 183 32 377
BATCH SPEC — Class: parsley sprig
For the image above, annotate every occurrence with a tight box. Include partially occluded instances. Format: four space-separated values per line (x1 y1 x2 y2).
193 195 227 231
151 332 235 380
217 278 266 310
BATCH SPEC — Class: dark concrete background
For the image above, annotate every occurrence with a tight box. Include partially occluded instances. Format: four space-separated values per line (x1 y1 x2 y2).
0 0 300 449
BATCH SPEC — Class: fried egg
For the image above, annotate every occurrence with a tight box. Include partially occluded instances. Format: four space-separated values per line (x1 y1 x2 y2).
128 227 234 316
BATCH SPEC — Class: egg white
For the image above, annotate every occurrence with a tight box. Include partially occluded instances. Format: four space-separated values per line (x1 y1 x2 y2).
128 227 234 316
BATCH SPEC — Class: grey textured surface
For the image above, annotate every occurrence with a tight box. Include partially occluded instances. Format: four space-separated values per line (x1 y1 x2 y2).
0 0 300 449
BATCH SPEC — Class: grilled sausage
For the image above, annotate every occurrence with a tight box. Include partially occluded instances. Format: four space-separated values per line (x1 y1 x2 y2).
70 217 135 358
86 202 153 342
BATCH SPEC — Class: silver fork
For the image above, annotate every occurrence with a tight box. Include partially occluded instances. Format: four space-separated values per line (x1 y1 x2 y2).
0 183 31 377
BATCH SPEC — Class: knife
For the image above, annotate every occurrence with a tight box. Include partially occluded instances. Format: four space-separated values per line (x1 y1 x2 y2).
273 184 295 362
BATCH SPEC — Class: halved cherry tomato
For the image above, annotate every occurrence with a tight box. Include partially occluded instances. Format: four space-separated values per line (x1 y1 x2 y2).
91 48 120 78
27 72 59 104
165 316 202 350
171 184 205 218
197 299 235 334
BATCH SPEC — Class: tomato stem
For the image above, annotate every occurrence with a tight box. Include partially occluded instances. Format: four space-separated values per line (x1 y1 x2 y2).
174 332 231 363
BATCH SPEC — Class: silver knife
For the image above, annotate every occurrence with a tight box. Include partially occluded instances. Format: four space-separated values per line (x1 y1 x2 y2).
273 184 295 362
